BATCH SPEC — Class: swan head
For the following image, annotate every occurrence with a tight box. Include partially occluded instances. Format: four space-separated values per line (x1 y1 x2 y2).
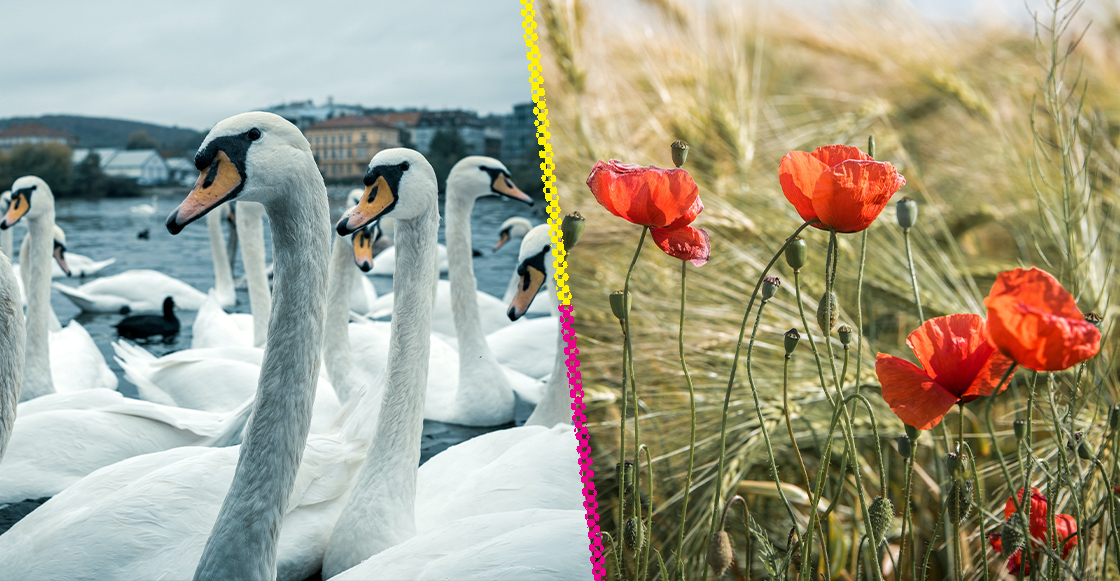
493 216 534 251
51 225 71 277
336 148 436 235
351 221 383 272
2 176 54 229
507 224 554 320
447 156 532 205
167 112 313 234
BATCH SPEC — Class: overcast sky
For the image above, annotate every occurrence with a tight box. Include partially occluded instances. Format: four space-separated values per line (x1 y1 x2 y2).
0 1 532 130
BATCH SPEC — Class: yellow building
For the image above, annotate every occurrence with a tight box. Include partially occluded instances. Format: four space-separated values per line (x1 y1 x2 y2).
304 116 401 179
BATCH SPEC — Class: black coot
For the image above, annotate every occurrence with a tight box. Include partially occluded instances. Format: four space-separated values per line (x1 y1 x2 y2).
116 297 179 339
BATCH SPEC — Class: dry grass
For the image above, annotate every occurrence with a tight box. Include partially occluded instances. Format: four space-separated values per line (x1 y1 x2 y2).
539 0 1120 578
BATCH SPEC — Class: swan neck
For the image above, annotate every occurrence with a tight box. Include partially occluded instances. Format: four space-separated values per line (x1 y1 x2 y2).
207 211 235 304
21 217 54 400
193 168 330 581
0 253 24 460
323 233 356 403
236 202 270 347
322 205 438 578
526 258 570 426
0 228 11 261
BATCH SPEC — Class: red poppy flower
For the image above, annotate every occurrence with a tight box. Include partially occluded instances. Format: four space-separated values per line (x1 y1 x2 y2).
876 314 1012 430
984 267 1101 371
586 160 710 266
988 487 1077 575
779 145 906 233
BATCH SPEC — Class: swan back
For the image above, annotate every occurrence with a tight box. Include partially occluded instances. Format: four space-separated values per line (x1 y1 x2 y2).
0 251 25 460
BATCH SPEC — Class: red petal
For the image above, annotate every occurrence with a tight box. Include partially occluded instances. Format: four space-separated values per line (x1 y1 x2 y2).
904 314 1004 399
1054 514 1078 558
586 160 700 228
779 151 826 228
810 144 872 167
985 268 1101 371
651 225 711 266
812 159 905 233
875 353 959 430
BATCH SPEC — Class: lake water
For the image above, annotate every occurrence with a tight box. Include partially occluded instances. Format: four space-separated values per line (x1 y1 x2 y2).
13 187 551 461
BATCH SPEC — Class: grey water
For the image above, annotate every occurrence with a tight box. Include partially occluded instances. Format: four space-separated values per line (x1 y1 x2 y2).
15 187 550 462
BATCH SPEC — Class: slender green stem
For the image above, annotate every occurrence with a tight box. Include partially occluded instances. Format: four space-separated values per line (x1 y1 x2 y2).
903 227 924 322
953 406 964 581
964 442 990 581
1045 374 1086 571
901 448 917 581
673 261 697 576
920 495 950 580
617 226 647 577
639 445 654 581
704 220 817 581
854 230 868 395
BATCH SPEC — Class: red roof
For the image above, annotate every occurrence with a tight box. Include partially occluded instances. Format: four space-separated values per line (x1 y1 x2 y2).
305 115 395 131
0 123 75 140
368 112 421 127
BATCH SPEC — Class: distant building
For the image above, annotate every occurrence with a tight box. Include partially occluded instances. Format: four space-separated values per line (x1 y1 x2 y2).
304 116 401 179
267 98 366 131
502 103 538 167
165 158 197 186
72 148 168 185
411 110 502 158
0 123 77 152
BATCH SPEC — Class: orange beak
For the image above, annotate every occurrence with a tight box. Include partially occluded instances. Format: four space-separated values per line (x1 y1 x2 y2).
338 176 395 235
491 173 532 204
1 191 30 229
507 265 546 321
167 151 243 234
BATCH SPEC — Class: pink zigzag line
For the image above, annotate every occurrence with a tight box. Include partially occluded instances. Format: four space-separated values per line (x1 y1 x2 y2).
560 303 605 579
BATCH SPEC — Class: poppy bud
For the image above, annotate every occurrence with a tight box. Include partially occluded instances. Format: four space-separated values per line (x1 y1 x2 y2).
816 291 838 334
868 496 893 546
946 452 960 475
867 135 876 159
947 479 973 524
837 324 853 347
905 424 920 441
762 276 781 301
1013 418 1027 441
1085 311 1103 328
708 529 733 577
784 328 800 357
671 140 690 168
625 516 644 554
561 211 585 249
1000 515 1025 557
609 290 631 322
785 236 807 272
897 434 911 459
1078 442 1094 460
896 197 918 230
1111 405 1119 430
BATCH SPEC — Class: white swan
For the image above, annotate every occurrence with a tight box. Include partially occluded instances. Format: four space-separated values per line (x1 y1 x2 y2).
1 176 117 399
496 216 556 319
364 212 449 277
0 112 354 580
493 215 533 252
130 193 158 216
322 175 584 577
53 269 209 313
0 191 11 261
0 249 25 462
13 226 116 282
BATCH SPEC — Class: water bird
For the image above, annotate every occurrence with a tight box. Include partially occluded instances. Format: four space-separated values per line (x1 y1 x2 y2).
492 215 532 252
116 296 180 339
130 194 158 216
137 228 150 239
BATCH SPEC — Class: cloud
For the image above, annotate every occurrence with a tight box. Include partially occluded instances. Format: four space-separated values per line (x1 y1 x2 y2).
1 0 532 129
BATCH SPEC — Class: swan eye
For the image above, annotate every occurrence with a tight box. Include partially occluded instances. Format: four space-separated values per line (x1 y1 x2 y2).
247 128 262 141
400 162 409 171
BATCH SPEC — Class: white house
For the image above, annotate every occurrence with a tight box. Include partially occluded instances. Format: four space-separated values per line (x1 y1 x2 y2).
102 150 169 185
165 157 197 186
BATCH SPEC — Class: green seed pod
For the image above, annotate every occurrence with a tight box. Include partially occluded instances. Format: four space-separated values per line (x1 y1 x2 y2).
867 135 876 159
946 452 960 476
609 290 631 322
1013 418 1027 441
625 516 644 554
618 461 634 512
904 424 920 441
785 236 807 272
671 140 690 168
896 197 918 230
708 530 733 577
1000 515 1025 557
784 328 800 357
1111 404 1120 430
868 496 894 546
837 324 853 347
1078 442 1094 460
816 291 839 334
1085 311 1104 328
897 434 912 459
947 479 974 524
561 211 585 250
762 276 781 301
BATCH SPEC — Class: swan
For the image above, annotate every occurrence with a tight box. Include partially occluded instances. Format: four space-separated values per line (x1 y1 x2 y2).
130 193 158 216
0 191 11 261
322 171 584 577
18 226 117 279
0 250 25 462
0 112 359 580
495 216 555 318
0 176 117 399
493 215 532 252
364 211 449 277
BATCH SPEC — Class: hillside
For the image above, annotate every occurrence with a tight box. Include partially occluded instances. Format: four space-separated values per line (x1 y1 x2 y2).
0 115 206 154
